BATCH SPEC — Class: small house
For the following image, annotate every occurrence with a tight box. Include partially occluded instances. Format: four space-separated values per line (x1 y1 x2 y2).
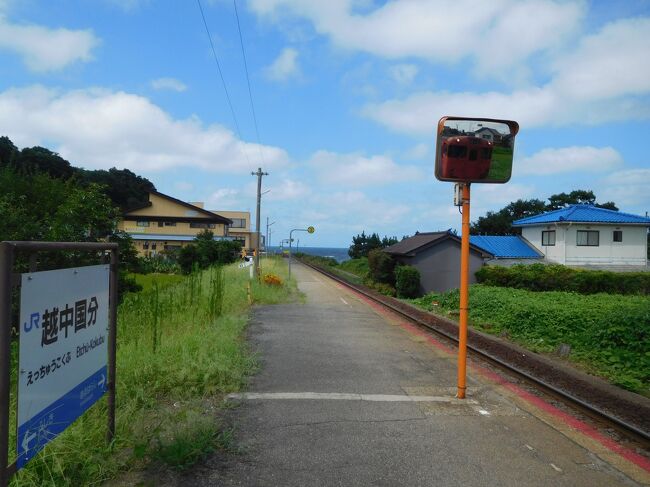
512 205 650 269
383 231 491 294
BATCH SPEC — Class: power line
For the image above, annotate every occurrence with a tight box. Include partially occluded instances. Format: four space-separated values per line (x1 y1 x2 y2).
196 0 251 166
233 0 266 166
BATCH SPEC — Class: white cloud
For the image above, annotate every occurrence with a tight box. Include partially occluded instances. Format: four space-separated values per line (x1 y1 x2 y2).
265 47 300 81
248 0 584 76
309 150 422 187
599 169 650 207
0 16 99 71
551 17 650 100
151 77 187 92
361 17 650 134
0 86 289 173
404 142 429 160
309 190 411 228
207 188 243 209
518 146 623 176
266 178 311 201
389 64 418 85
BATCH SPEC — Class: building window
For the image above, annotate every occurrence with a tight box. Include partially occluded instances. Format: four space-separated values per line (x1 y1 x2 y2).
613 230 622 242
136 220 150 227
190 222 217 229
164 222 176 227
158 222 164 227
577 230 599 246
142 241 149 250
229 218 246 229
541 230 555 246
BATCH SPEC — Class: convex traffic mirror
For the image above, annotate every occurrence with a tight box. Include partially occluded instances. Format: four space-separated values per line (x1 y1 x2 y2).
435 117 519 184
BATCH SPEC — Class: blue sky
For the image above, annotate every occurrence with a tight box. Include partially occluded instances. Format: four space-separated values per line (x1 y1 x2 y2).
0 0 648 247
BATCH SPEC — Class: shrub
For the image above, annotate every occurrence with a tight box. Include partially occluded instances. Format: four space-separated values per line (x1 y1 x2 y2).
395 265 421 298
364 279 396 297
475 263 649 295
263 274 283 287
367 249 396 285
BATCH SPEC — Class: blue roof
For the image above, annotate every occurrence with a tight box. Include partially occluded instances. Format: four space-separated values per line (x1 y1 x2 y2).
469 235 542 259
513 204 650 226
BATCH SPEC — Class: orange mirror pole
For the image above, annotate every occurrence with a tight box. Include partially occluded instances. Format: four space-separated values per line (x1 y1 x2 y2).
457 182 471 399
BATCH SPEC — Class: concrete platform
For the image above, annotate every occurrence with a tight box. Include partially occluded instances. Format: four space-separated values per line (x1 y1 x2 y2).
184 262 649 486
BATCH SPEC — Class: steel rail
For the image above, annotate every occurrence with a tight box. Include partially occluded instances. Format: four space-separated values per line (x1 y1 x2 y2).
300 260 650 444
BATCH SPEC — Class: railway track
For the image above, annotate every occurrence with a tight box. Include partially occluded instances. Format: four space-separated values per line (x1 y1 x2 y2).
299 259 650 447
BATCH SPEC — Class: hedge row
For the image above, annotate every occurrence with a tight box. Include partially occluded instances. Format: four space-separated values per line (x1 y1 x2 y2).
475 263 649 295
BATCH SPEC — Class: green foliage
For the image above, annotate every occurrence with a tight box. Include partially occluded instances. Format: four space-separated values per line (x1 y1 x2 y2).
294 253 339 267
77 167 155 210
0 167 116 243
471 189 619 235
476 263 649 295
364 280 396 297
348 231 399 258
177 231 242 274
409 285 650 394
395 265 421 298
138 256 181 274
367 248 396 285
338 257 369 278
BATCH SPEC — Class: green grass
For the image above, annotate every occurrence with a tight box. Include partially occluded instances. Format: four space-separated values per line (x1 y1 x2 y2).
338 257 369 278
487 146 513 181
9 256 296 486
408 285 650 395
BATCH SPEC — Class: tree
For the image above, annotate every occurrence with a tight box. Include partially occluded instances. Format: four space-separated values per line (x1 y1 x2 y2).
0 136 156 211
471 198 546 235
0 136 17 166
177 230 242 273
349 231 399 258
13 146 74 179
368 248 396 285
77 167 156 210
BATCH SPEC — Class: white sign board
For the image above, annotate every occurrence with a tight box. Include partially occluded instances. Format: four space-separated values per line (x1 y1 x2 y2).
17 265 110 469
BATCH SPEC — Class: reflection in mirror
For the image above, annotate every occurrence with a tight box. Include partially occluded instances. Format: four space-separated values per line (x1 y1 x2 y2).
436 118 516 183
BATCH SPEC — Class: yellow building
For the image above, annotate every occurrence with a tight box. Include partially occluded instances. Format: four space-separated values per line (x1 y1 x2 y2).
210 210 254 250
118 191 241 257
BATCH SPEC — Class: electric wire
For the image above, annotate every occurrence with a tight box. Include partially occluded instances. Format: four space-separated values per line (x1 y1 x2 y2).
196 0 251 166
233 0 266 166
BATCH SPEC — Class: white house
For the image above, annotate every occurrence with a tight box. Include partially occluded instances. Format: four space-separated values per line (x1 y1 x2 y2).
512 205 650 268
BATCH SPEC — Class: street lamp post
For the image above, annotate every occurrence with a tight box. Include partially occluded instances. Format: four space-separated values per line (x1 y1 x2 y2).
288 226 315 279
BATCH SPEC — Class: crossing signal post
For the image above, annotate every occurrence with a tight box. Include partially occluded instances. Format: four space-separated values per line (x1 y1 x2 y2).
434 116 519 399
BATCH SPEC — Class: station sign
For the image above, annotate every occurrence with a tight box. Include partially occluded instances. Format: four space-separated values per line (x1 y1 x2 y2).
17 265 110 469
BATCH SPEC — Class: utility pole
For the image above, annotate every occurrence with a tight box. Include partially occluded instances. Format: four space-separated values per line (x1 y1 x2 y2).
251 167 268 277
266 218 275 257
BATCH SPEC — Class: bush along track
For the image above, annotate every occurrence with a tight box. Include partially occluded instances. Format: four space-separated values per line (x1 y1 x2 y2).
9 257 296 486
409 285 650 395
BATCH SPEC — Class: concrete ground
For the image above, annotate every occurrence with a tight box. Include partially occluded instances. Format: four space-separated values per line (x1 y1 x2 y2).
180 262 648 486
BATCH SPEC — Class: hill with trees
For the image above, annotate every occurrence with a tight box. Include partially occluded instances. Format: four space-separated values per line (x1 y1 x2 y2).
0 135 155 210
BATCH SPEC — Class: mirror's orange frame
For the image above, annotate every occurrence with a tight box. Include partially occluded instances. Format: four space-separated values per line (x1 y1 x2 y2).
434 116 520 184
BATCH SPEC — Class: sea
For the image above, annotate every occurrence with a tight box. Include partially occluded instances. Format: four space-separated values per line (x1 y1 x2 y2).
268 246 350 263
